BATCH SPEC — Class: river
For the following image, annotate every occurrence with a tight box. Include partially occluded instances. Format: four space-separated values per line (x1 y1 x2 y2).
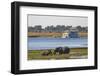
28 37 87 50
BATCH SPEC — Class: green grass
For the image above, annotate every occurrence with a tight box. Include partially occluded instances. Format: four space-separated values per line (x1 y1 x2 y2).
28 48 88 60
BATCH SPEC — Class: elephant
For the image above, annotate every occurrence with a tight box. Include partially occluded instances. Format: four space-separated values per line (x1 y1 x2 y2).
63 47 70 54
54 47 70 55
53 47 63 55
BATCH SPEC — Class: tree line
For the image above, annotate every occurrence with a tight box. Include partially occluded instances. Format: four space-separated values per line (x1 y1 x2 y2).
28 25 88 33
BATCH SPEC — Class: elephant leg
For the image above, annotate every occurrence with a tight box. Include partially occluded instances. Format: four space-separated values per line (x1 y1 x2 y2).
59 51 62 55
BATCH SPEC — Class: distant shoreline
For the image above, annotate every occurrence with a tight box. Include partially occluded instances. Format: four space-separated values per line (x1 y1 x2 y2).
28 32 87 38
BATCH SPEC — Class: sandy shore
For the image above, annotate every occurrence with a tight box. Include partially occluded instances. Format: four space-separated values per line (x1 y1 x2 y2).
28 32 87 38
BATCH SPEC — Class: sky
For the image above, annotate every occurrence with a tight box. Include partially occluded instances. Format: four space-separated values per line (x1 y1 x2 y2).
28 14 88 28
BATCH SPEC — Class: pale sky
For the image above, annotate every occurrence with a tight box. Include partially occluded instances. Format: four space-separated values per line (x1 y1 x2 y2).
28 14 88 28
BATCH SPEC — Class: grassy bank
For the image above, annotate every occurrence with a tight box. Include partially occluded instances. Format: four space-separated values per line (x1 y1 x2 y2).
28 32 62 38
28 32 87 38
28 48 88 60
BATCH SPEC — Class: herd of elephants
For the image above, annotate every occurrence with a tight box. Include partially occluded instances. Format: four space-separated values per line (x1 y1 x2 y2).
42 47 70 56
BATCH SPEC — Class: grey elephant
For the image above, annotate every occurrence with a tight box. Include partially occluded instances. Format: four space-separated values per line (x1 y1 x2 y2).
54 47 70 55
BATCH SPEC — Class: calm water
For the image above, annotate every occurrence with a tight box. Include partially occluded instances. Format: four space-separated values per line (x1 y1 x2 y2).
28 37 87 50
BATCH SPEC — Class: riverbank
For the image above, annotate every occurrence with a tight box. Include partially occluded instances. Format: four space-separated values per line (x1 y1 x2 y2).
28 32 62 38
28 47 88 60
28 32 87 38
